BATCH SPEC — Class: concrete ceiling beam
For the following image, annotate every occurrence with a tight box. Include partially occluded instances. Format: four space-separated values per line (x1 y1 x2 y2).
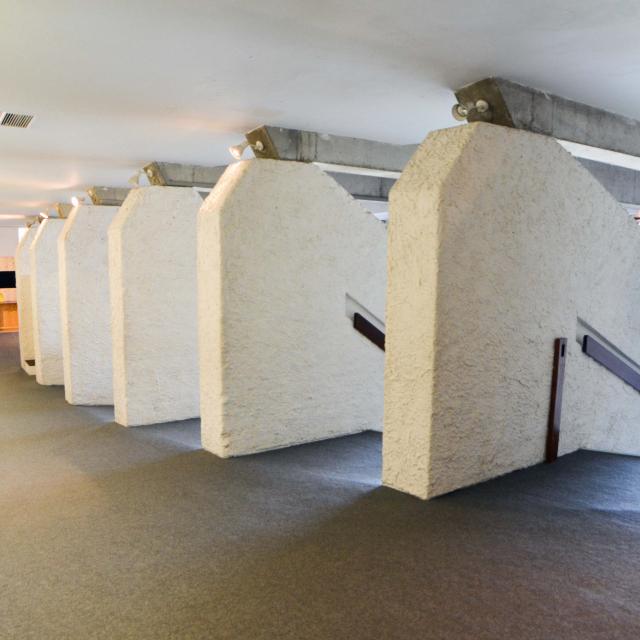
453 77 640 158
245 125 417 177
87 186 130 206
327 172 394 202
453 78 640 208
143 162 227 188
577 158 640 209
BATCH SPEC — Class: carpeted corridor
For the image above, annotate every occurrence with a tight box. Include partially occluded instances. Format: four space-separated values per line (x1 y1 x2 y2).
2 331 640 639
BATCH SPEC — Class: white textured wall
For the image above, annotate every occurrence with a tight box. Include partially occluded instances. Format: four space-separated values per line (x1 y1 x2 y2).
59 205 119 405
109 187 201 426
384 122 640 499
30 219 66 385
198 159 386 457
15 225 38 374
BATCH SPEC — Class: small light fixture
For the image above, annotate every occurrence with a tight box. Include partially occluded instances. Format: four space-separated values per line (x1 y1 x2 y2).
229 140 249 160
70 195 83 207
128 170 146 187
228 139 264 160
451 99 490 122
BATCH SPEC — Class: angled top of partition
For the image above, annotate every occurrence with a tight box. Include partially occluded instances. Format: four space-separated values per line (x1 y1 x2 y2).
245 125 417 177
143 162 227 188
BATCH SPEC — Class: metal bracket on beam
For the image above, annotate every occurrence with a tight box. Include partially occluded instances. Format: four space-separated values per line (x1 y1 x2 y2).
453 77 640 159
143 162 227 188
54 203 73 219
87 186 130 206
245 125 417 177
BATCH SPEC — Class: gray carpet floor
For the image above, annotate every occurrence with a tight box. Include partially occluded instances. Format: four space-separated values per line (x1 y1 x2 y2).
2 332 640 639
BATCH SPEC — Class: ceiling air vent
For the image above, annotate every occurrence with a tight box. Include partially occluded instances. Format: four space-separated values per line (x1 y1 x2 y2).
1 112 34 128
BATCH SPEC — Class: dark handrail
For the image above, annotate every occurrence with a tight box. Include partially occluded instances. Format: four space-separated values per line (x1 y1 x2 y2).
546 338 567 463
353 313 385 351
582 335 640 393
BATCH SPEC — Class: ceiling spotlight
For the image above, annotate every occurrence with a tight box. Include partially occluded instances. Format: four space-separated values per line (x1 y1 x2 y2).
38 211 49 221
452 103 470 121
451 99 491 122
229 140 250 160
128 170 147 187
70 195 84 207
475 99 489 114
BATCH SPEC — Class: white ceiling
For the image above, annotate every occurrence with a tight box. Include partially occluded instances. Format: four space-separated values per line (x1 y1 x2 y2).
2 0 640 222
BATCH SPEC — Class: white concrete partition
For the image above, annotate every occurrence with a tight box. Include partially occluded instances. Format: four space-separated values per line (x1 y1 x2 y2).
384 122 640 500
15 224 39 375
109 186 202 426
30 218 66 385
198 159 387 457
59 205 119 405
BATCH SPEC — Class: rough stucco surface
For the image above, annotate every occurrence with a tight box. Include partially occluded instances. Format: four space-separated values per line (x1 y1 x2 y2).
59 205 119 405
30 219 66 386
198 159 386 457
384 122 640 500
109 187 201 426
15 224 38 375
